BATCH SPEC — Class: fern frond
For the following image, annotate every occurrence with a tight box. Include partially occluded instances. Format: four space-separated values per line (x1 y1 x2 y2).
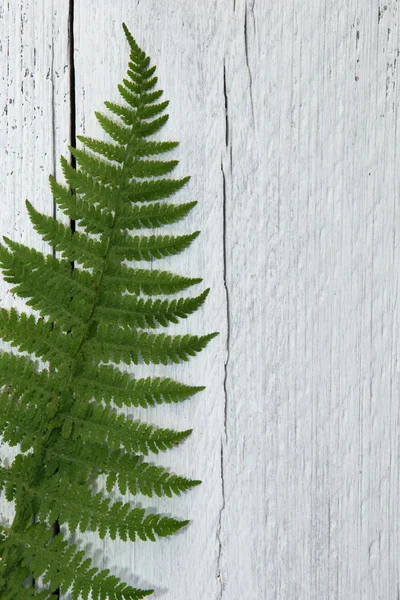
125 62 156 79
122 23 148 60
118 84 168 116
105 103 169 137
104 454 200 498
1 236 97 298
102 102 140 127
129 159 178 178
61 155 106 194
126 74 158 93
0 23 217 598
0 390 46 451
51 177 196 232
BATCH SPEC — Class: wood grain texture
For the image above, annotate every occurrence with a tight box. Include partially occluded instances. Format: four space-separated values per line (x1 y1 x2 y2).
2 1 400 599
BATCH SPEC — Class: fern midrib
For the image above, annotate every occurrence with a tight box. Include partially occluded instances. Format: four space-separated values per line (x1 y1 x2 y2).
45 136 141 462
64 141 138 373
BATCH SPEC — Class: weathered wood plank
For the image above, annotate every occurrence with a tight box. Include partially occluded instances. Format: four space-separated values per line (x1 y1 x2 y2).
73 3 225 599
0 0 70 532
222 1 400 599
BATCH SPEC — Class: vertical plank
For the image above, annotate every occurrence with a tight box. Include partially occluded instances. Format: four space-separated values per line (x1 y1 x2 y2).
0 0 70 527
73 2 226 599
222 0 400 599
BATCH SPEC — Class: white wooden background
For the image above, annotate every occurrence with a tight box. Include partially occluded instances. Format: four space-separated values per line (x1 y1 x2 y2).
1 1 400 599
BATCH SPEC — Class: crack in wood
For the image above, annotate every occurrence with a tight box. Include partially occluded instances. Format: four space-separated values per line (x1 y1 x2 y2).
244 0 255 125
223 62 229 148
216 159 230 600
221 161 229 442
68 0 77 235
216 440 226 600
47 3 77 598
51 39 57 225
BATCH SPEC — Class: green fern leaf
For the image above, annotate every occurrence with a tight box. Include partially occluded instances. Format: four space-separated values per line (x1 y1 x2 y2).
122 84 163 107
95 289 209 328
0 309 77 367
26 202 108 268
32 476 190 542
110 230 199 262
121 176 191 202
115 200 198 229
103 263 202 295
129 159 178 178
86 327 217 365
0 23 217 598
49 175 113 233
64 402 192 454
76 136 126 162
0 241 93 327
73 364 205 407
7 524 153 598
126 139 179 157
94 111 133 145
45 439 200 497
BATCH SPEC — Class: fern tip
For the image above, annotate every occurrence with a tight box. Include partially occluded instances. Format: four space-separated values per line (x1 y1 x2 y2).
178 519 191 528
181 428 193 439
208 332 219 340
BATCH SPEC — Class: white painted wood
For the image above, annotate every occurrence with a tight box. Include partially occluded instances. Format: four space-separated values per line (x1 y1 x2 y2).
221 2 400 599
0 0 70 529
2 1 400 599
